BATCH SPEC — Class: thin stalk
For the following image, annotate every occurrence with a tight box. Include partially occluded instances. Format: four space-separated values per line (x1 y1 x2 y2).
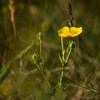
61 37 64 61
65 41 73 62
59 68 64 88
59 40 73 88
37 35 51 88
12 21 16 40
36 64 51 88
40 38 42 59
51 81 60 93
59 37 64 88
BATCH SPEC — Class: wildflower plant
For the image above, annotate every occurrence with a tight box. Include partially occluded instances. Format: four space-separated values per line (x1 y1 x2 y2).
30 32 51 89
0 0 100 99
58 26 82 87
57 2 83 88
29 2 83 93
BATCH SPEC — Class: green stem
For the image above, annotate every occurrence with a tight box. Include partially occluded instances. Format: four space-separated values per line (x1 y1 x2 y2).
65 41 74 62
59 37 64 88
59 68 64 88
38 36 51 88
40 39 42 59
61 37 64 61
59 40 73 88
36 64 51 88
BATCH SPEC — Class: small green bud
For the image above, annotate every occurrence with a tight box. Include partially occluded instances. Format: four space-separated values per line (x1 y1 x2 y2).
37 32 42 40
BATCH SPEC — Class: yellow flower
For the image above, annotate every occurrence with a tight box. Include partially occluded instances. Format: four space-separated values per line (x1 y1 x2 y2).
58 26 82 37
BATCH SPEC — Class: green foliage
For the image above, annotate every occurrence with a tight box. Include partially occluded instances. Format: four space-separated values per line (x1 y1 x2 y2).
0 0 100 99
37 32 42 40
0 41 34 84
64 41 74 63
54 88 66 100
0 61 12 84
30 53 42 65
58 41 74 66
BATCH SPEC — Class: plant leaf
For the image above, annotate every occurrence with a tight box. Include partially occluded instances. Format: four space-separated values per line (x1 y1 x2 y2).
0 41 34 84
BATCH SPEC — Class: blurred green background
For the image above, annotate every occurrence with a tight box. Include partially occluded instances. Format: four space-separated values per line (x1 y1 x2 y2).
0 0 100 99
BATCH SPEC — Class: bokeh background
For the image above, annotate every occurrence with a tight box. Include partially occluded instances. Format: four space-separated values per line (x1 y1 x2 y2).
0 0 100 99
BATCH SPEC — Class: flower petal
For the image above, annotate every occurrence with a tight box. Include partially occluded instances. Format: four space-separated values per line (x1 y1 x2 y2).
58 27 70 37
69 27 82 37
58 26 83 37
